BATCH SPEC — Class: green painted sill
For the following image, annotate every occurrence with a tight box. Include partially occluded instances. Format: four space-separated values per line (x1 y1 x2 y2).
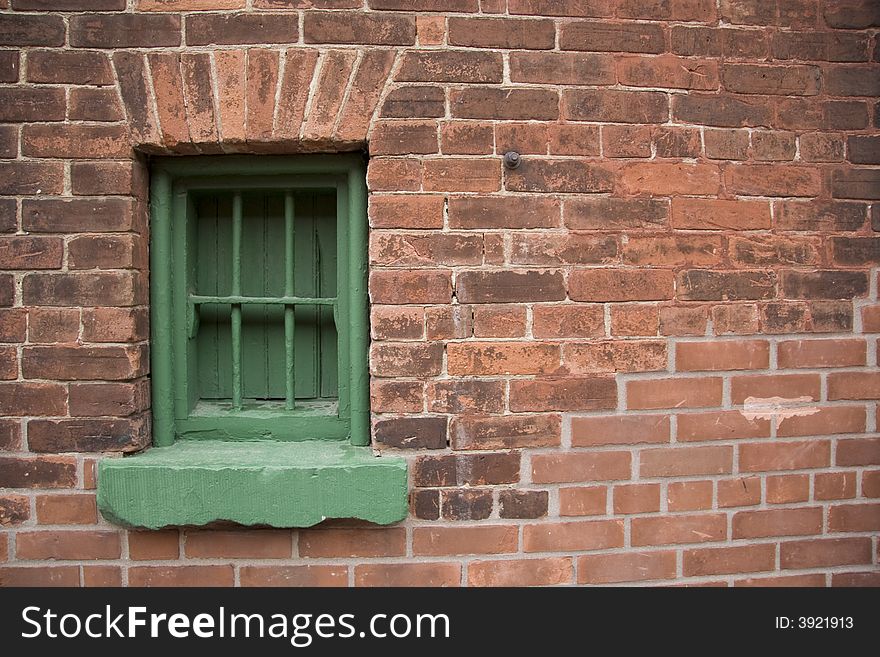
96 441 408 529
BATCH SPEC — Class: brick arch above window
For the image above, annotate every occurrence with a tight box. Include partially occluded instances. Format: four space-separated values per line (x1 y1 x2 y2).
112 49 396 153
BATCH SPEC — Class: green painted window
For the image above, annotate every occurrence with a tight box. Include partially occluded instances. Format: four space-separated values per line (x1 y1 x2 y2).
150 155 370 446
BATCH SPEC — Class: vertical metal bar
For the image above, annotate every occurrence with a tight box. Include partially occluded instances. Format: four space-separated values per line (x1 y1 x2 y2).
348 164 370 446
150 170 175 446
284 192 296 410
231 191 243 410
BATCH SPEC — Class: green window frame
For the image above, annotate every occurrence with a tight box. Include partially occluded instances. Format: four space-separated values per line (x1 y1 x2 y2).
98 154 407 529
150 154 370 447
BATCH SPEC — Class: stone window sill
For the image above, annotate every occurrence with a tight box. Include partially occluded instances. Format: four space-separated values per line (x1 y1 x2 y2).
96 440 408 529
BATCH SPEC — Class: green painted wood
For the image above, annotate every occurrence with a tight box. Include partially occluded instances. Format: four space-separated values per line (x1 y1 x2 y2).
155 154 364 177
178 414 348 441
284 192 295 409
150 170 174 447
335 182 351 421
230 192 243 410
192 191 338 406
348 164 370 446
97 441 408 529
149 155 368 446
316 193 338 400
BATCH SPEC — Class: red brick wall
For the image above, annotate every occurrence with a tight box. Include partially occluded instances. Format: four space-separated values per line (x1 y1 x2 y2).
1 0 879 587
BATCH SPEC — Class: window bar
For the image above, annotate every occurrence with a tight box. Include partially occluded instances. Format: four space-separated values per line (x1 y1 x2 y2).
231 191 243 410
284 191 295 410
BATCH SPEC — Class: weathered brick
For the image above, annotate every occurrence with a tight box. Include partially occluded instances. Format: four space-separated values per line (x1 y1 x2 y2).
69 382 149 418
69 88 124 122
15 0 125 7
398 50 501 83
641 445 733 477
36 494 97 525
579 551 676 584
304 11 414 45
82 307 148 343
413 452 520 487
723 63 820 95
186 12 297 46
369 270 451 304
425 306 473 340
68 234 145 270
668 480 713 512
355 563 461 587
0 15 65 47
468 558 572 587
23 272 144 307
0 455 76 489
510 52 615 85
823 0 880 29
531 451 630 483
472 306 526 338
570 269 673 302
510 377 617 412
28 417 149 453
448 17 554 50
684 544 776 576
0 495 29 527
564 340 666 374
572 414 669 447
564 198 668 230
374 417 447 449
774 30 869 62
456 270 565 304
560 21 664 53
17 530 121 560
369 195 443 230
70 14 181 48
507 0 613 17
27 50 113 85
619 54 719 90
673 93 771 127
775 201 866 231
451 415 560 450
632 514 726 546
564 89 667 123
423 159 501 192
603 124 652 158
441 488 493 521
751 130 797 160
129 566 234 587
22 345 147 381
815 472 857 501
441 122 494 155
832 168 880 199
0 88 65 123
653 126 702 158
0 236 62 270
524 519 623 552
370 342 443 377
22 125 131 159
780 270 868 299
448 342 559 376
799 133 846 162
499 490 549 519
370 232 481 266
781 538 872 569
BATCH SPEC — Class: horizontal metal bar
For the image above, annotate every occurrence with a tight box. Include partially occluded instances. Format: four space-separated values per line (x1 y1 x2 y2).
189 294 337 306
